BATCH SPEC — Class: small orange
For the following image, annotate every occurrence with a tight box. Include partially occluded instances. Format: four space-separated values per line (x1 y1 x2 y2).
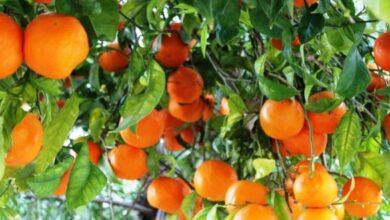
179 126 196 144
374 32 390 71
293 170 338 208
367 73 386 92
297 208 338 220
108 144 148 180
307 91 348 134
5 113 43 167
294 0 318 8
98 43 129 72
169 98 204 123
194 160 238 201
342 177 382 218
167 66 204 104
54 163 73 196
87 141 102 165
0 13 23 79
163 129 186 151
291 160 326 179
225 180 268 213
154 23 189 68
24 13 89 79
259 99 305 140
146 176 185 214
159 109 184 130
233 204 278 220
202 94 230 121
56 99 65 109
120 110 165 148
271 36 301 50
384 113 390 142
33 0 52 3
282 127 328 157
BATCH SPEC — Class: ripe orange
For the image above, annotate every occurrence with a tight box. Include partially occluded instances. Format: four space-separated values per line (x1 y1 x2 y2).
233 204 278 220
291 160 326 178
24 13 89 79
332 203 345 220
225 180 268 213
271 140 291 157
293 170 338 207
271 36 301 50
159 109 184 130
0 13 23 79
56 99 65 109
288 197 304 220
367 73 386 92
34 0 52 3
384 113 390 142
202 94 230 121
146 176 185 214
87 141 102 165
342 177 382 218
374 32 390 71
259 99 305 140
54 164 73 196
5 113 43 167
167 66 204 104
120 110 165 148
297 208 338 220
307 91 347 134
194 160 238 201
163 129 186 151
108 144 147 180
98 43 129 72
169 98 205 123
294 0 318 8
282 127 328 157
154 23 189 68
176 178 203 220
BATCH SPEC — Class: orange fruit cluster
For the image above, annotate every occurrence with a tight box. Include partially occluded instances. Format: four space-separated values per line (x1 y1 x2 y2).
0 12 89 79
261 91 347 158
98 43 129 72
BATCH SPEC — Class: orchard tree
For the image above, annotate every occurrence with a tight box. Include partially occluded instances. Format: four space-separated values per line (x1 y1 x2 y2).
0 0 389 219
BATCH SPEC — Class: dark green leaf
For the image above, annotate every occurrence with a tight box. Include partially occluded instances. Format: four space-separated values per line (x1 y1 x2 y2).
258 76 298 101
298 12 325 43
305 97 344 113
88 0 119 41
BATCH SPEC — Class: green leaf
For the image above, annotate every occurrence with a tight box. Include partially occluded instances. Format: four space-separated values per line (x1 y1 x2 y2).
272 193 292 220
121 0 148 20
298 12 325 43
200 25 209 57
26 158 72 197
358 152 387 186
334 111 362 171
258 76 298 101
305 97 344 113
115 60 165 132
213 0 240 44
206 205 219 220
254 54 267 76
30 76 62 96
193 207 212 220
146 0 167 29
252 158 276 179
0 117 5 180
335 47 371 98
181 192 198 220
66 143 107 209
88 0 119 41
89 108 109 142
34 94 79 173
366 0 390 24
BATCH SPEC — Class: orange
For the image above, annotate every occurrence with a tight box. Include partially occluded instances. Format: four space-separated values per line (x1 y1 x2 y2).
146 176 185 214
294 0 318 8
24 13 89 79
164 129 186 151
271 140 290 157
291 160 326 178
202 94 230 121
307 91 348 134
293 170 338 207
225 180 268 213
169 98 205 123
282 127 328 157
297 208 338 220
374 32 390 71
0 13 23 79
154 23 189 68
159 109 184 130
5 113 43 167
120 110 165 148
194 160 238 201
56 99 65 109
108 144 148 180
180 126 196 144
271 36 301 50
233 204 278 220
332 203 345 220
384 113 390 142
34 0 52 3
342 177 382 218
367 73 386 92
54 163 73 196
87 141 102 165
98 43 129 72
176 178 203 220
288 197 304 220
220 98 230 116
259 99 305 140
167 66 204 104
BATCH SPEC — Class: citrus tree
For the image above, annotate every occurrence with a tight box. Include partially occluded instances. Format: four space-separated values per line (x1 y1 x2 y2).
0 0 389 219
